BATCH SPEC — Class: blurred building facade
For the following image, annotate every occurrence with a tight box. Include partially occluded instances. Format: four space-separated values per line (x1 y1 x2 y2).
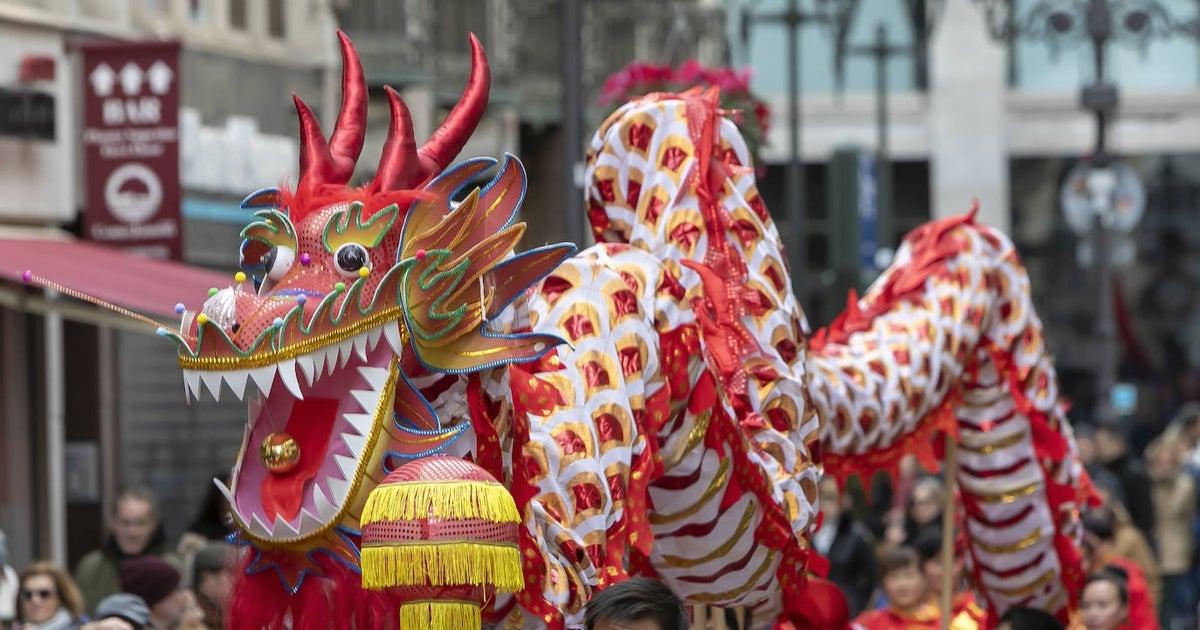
734 0 1200 428
0 0 339 569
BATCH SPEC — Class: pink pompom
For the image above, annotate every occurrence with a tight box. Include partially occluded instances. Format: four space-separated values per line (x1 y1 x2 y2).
20 270 32 283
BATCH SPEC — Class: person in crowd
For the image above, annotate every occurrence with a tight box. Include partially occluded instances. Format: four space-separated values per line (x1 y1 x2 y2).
1073 424 1126 505
177 476 234 566
1081 515 1159 630
87 594 150 630
1 531 18 625
189 544 232 630
117 557 189 630
14 561 85 630
1093 422 1156 538
1087 500 1161 616
1079 568 1132 630
851 547 940 629
74 489 179 615
1146 431 1195 629
582 576 687 630
883 476 944 551
912 528 985 628
996 606 1063 630
813 477 877 617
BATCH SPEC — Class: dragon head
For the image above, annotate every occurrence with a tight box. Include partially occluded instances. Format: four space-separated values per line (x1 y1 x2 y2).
162 33 569 565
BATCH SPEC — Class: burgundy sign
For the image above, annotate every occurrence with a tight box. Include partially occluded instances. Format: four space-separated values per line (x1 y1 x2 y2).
82 41 182 260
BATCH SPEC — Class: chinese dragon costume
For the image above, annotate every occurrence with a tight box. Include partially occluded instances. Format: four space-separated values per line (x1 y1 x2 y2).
151 34 1091 628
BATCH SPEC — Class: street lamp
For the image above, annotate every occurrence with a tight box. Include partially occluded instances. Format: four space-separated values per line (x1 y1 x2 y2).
740 0 836 304
972 0 1189 423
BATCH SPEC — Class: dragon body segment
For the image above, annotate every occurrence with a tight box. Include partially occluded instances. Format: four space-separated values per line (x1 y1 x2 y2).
164 34 1090 629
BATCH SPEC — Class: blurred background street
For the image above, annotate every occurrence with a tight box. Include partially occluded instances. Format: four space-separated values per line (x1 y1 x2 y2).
1 3 1199 625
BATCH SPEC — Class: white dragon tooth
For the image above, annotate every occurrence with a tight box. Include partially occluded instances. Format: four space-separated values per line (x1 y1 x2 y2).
272 515 301 538
327 475 351 502
278 359 304 400
297 508 324 536
182 370 201 401
342 432 367 455
312 346 328 378
350 388 378 414
365 326 383 351
338 338 355 368
251 514 274 538
352 333 370 362
382 321 405 356
224 369 250 401
249 365 277 398
357 366 391 392
334 453 357 480
312 484 338 520
213 477 235 506
199 371 223 401
323 345 340 376
343 412 373 437
296 354 317 386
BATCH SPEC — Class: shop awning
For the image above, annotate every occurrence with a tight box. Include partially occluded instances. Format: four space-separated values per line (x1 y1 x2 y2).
0 234 232 323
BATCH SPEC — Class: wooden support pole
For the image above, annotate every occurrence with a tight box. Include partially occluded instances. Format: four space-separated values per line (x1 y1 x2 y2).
940 433 958 630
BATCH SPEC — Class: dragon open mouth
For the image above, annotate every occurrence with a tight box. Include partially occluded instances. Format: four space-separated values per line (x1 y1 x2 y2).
181 320 404 543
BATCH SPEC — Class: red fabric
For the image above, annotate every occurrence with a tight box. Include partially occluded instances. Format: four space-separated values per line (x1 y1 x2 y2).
850 604 941 629
1107 556 1160 630
1 236 234 319
227 551 397 630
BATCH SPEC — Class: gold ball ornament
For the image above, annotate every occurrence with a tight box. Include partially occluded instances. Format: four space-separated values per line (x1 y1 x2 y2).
260 433 300 474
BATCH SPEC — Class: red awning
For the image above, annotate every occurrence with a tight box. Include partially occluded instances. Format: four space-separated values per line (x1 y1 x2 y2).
0 236 232 320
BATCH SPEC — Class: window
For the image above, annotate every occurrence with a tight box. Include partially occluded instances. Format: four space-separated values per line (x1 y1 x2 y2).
230 0 247 30
268 0 286 38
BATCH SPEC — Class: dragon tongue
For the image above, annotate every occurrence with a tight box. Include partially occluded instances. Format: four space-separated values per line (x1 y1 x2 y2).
260 397 339 523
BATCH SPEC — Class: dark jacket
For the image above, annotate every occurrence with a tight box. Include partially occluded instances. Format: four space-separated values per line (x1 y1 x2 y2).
1104 453 1157 538
822 514 878 617
73 526 180 616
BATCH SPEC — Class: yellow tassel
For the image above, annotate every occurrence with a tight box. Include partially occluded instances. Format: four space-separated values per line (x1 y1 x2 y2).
361 479 521 525
361 541 525 592
399 600 481 630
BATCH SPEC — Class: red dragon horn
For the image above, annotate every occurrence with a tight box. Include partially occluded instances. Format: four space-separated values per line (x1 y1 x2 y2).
371 86 422 192
295 30 367 189
416 33 491 181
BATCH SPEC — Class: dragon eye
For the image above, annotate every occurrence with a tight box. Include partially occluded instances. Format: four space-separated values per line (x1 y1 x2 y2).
263 245 295 281
334 243 370 278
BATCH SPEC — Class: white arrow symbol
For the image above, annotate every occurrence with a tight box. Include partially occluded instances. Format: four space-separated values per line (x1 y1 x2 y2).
146 60 174 95
119 62 144 96
90 63 115 97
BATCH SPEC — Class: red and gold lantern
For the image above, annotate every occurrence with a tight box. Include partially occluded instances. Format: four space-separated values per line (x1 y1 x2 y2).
360 456 524 629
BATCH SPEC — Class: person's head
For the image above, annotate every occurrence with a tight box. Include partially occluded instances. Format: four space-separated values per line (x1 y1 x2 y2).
1146 436 1184 480
1081 513 1115 572
997 606 1064 630
192 542 235 605
16 561 84 624
111 488 161 556
94 593 152 630
119 556 185 628
879 547 927 613
1092 423 1127 463
914 527 964 594
1080 568 1129 630
1174 402 1200 445
818 477 847 522
908 477 944 526
583 576 687 630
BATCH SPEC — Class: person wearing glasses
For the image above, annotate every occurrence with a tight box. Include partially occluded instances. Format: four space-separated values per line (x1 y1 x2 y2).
13 561 84 630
